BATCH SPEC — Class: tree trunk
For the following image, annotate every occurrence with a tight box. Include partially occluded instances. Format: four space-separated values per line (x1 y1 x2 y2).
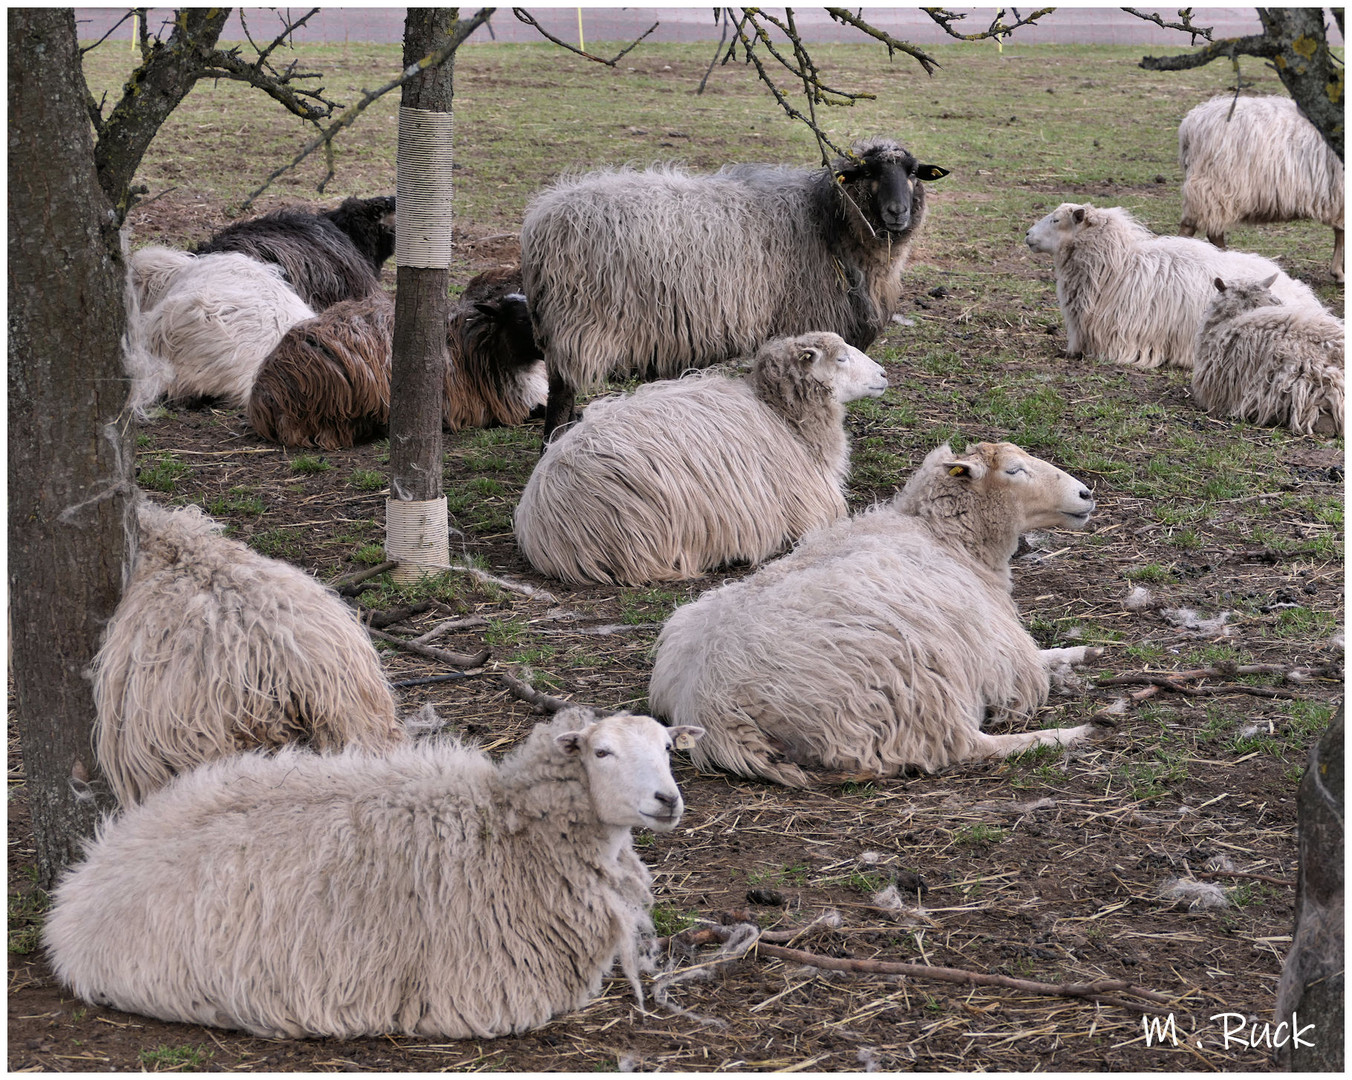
1257 8 1344 161
8 7 134 886
388 9 457 512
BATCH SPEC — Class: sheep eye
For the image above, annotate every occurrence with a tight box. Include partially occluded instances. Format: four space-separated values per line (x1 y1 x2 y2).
1005 466 1026 476
594 748 612 759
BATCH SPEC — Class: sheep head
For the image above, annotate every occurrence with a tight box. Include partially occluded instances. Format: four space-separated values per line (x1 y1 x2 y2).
325 195 397 271
1207 274 1283 320
551 709 703 833
1025 203 1093 255
897 442 1095 573
749 331 888 418
833 139 948 239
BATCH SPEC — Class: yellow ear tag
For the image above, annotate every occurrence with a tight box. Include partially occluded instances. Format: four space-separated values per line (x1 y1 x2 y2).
948 465 967 476
836 173 847 184
674 732 697 751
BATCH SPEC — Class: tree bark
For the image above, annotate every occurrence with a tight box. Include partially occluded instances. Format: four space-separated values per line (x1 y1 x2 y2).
1258 8 1344 162
388 8 457 505
9 7 133 885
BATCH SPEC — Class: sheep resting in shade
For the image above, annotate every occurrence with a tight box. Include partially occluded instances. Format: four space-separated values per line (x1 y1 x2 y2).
90 500 404 807
1025 202 1319 369
521 138 948 439
1179 94 1344 283
514 332 888 585
649 442 1104 787
123 247 315 414
246 267 545 449
1192 275 1344 436
45 710 704 1040
195 195 397 309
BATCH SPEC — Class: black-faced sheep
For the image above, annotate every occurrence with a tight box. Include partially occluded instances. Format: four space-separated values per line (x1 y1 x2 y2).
45 709 704 1039
1192 275 1345 436
520 138 948 439
123 247 316 414
648 442 1101 787
1025 202 1320 369
513 332 888 585
195 195 397 310
246 269 546 449
90 501 404 807
1179 95 1344 283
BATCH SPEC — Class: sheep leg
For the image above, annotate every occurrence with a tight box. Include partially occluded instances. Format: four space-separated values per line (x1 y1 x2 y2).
1332 227 1344 284
971 722 1098 759
1039 646 1103 668
541 368 577 445
1179 219 1198 238
1205 230 1227 250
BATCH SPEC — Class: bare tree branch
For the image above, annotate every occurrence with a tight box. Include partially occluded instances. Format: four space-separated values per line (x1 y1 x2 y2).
241 7 496 207
512 8 658 65
826 7 941 73
920 6 1058 43
1121 6 1214 45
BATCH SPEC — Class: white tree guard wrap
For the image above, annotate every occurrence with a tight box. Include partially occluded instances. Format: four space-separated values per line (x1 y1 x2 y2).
386 496 450 582
395 106 455 269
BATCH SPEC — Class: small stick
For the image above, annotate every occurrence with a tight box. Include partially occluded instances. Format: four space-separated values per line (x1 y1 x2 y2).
496 668 574 713
364 601 436 630
412 616 490 644
366 627 489 670
427 560 558 604
390 673 475 689
1192 869 1294 888
331 560 397 594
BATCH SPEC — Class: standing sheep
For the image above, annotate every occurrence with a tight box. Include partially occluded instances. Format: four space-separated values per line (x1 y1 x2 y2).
1179 95 1343 283
1025 202 1319 369
649 442 1102 787
513 332 888 585
196 195 397 309
45 710 704 1039
521 139 947 439
91 501 404 807
1192 275 1344 436
246 270 545 449
123 247 316 413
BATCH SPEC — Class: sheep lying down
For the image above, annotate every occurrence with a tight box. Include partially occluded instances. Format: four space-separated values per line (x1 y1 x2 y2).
45 710 703 1039
649 441 1106 786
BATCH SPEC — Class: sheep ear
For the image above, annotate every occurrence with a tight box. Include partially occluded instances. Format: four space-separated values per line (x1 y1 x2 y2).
1214 277 1227 292
555 731 587 756
944 461 976 479
798 348 819 366
1071 207 1086 224
1260 273 1279 289
474 301 501 319
916 164 949 181
668 725 705 750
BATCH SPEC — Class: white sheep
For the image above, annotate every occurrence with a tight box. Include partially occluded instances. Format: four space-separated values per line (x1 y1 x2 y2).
521 138 947 439
45 709 704 1039
1025 202 1319 369
1179 94 1344 283
513 332 888 585
1192 275 1345 436
123 246 316 414
91 500 404 807
649 441 1102 787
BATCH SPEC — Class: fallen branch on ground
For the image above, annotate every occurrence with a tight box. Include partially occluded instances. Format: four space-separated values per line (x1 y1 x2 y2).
665 922 1175 1014
1093 661 1338 701
496 667 574 713
1193 869 1294 888
330 560 397 595
366 627 489 670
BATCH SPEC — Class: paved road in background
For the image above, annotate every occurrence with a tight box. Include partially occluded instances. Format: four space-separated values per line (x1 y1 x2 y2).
78 7 1332 48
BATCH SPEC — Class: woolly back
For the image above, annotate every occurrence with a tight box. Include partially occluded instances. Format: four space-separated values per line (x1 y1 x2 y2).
197 206 386 310
91 501 402 806
513 369 853 584
249 292 395 449
1180 95 1344 227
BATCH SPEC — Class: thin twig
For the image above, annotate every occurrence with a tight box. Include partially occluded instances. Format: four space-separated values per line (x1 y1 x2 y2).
367 627 489 670
330 560 397 593
512 8 657 66
1192 869 1295 889
496 668 573 713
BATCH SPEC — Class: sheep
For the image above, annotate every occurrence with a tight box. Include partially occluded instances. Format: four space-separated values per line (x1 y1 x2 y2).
245 269 545 449
123 246 316 414
1192 275 1345 436
90 500 404 807
648 441 1102 787
513 332 888 585
44 709 704 1040
1024 202 1320 369
1179 94 1344 283
195 195 397 309
520 138 948 440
